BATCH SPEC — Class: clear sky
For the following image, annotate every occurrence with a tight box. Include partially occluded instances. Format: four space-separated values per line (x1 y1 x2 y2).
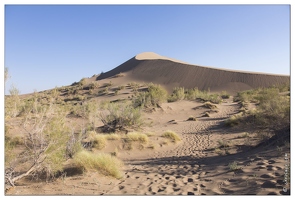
4 4 290 94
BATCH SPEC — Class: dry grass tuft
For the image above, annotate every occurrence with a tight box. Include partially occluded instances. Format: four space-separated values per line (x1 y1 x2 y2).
105 133 121 140
187 116 197 121
162 130 181 142
126 132 149 144
74 150 123 179
88 132 107 150
203 102 217 109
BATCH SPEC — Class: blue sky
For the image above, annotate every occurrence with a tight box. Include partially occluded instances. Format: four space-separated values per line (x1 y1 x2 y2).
4 5 290 94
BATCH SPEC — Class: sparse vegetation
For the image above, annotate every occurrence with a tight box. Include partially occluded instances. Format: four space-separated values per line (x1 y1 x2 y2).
216 139 231 155
184 88 222 103
231 85 290 142
89 81 100 89
228 161 240 171
103 81 113 88
73 150 123 179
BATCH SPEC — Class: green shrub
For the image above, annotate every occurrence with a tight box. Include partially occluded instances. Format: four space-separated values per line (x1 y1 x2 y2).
133 83 167 108
74 150 123 179
184 88 200 100
184 88 222 103
99 102 143 132
168 87 185 102
162 130 181 142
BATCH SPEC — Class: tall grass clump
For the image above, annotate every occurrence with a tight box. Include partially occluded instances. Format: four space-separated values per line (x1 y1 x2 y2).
74 150 123 179
162 130 181 142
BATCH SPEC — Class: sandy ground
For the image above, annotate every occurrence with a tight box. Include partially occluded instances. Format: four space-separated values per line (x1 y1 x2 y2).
6 98 290 195
5 53 290 195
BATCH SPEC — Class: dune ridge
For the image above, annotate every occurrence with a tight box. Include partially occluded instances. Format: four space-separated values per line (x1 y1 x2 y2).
97 52 289 94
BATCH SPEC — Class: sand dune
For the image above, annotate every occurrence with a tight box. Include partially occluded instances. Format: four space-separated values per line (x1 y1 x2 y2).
97 52 289 94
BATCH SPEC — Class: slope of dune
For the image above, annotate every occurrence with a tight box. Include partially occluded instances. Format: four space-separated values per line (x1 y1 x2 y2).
97 52 289 94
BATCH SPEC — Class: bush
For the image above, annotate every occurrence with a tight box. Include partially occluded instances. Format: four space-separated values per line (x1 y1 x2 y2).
78 78 87 86
133 83 167 108
168 87 185 102
5 102 74 186
99 102 143 132
89 82 100 89
162 130 181 142
234 86 290 131
74 150 123 179
184 88 200 100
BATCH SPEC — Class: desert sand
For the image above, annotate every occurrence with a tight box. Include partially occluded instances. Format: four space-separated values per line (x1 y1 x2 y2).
98 52 289 94
5 52 290 195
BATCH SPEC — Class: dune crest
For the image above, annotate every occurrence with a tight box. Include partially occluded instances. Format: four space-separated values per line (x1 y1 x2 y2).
135 52 189 64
